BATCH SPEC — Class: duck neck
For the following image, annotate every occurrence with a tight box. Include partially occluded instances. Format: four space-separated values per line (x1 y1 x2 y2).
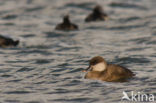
93 9 103 16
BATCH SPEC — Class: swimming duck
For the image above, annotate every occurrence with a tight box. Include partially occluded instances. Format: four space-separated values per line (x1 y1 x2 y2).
85 5 108 22
84 56 135 82
0 35 19 48
55 15 78 31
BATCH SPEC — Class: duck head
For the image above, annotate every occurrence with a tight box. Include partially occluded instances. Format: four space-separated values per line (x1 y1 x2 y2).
93 5 103 15
85 56 107 72
13 40 19 46
63 15 70 24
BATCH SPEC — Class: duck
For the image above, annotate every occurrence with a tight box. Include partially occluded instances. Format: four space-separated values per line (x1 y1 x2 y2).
85 5 108 22
84 56 135 82
55 15 78 31
0 35 19 48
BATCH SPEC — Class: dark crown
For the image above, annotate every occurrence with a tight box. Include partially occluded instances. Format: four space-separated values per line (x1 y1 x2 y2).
89 56 106 65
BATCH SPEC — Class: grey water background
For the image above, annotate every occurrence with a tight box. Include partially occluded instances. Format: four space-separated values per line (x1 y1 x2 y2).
0 0 156 103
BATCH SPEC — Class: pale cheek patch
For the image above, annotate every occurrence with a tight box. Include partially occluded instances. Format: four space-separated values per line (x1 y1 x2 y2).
92 63 106 72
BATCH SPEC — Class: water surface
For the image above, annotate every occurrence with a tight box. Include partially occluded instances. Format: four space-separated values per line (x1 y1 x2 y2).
0 0 156 103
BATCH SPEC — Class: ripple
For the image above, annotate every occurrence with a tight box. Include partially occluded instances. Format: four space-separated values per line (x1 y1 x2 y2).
4 91 33 94
64 2 95 10
107 23 148 31
129 37 151 44
44 31 65 38
126 47 147 52
26 101 41 103
67 68 83 73
17 49 52 55
60 80 82 87
2 14 18 20
44 31 77 38
25 101 40 103
16 67 34 72
35 59 51 64
118 16 141 23
2 22 15 26
21 34 36 38
1 74 12 77
7 79 23 82
5 100 20 103
147 40 156 45
109 2 147 10
114 56 150 64
52 97 93 103
25 6 44 12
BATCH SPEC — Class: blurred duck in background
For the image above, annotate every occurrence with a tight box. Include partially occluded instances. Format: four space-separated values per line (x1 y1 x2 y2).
55 15 78 31
0 35 19 48
85 5 109 22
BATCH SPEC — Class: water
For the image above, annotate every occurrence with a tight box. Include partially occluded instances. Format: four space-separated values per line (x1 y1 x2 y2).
0 0 156 103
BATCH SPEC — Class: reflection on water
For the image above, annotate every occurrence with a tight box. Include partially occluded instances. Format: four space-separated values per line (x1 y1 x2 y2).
0 0 156 103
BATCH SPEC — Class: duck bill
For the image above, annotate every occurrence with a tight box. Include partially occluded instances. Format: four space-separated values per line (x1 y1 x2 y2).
82 65 91 72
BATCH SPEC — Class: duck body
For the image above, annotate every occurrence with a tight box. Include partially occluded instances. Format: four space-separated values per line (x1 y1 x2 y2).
84 56 135 82
85 13 108 22
55 22 78 31
85 5 108 22
0 35 19 48
85 64 134 82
